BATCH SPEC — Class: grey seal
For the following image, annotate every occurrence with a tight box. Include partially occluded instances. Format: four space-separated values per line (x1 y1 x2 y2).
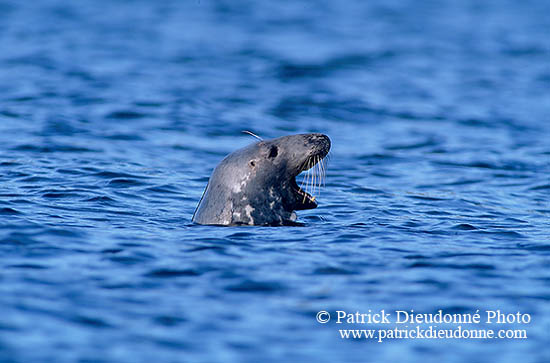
192 133 331 226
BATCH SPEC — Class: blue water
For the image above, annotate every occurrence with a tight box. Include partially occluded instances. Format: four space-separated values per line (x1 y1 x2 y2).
1 0 549 362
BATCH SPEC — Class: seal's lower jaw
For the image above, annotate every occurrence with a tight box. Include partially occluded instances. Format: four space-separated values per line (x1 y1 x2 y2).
290 178 317 210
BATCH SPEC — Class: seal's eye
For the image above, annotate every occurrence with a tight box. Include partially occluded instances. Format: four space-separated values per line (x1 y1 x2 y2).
268 146 278 158
249 160 256 167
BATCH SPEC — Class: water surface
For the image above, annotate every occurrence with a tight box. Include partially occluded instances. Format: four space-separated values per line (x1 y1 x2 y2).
1 1 549 362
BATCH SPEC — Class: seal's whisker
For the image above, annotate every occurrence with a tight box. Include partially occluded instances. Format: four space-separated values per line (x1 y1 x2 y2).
241 130 263 141
316 155 321 197
307 158 312 200
320 156 324 194
317 157 321 196
313 157 317 195
325 159 327 186
309 157 314 199
308 158 313 200
299 173 305 194
313 156 317 198
323 158 326 188
315 156 320 197
318 156 324 196
296 153 328 203
312 156 317 198
300 158 311 203
299 172 306 203
321 156 326 189
320 157 324 193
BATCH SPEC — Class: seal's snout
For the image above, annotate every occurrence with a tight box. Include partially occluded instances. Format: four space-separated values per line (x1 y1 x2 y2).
307 133 331 159
317 133 331 155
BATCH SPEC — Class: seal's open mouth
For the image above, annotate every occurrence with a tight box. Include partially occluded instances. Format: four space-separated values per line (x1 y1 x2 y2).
292 154 327 210
291 177 317 209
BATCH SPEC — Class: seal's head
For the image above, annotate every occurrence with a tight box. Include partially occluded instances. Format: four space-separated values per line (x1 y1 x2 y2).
192 133 331 226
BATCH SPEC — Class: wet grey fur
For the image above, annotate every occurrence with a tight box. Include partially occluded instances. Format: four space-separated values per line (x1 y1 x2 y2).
193 133 331 226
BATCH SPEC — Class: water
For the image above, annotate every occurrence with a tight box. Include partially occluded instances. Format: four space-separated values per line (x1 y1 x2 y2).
1 0 549 362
